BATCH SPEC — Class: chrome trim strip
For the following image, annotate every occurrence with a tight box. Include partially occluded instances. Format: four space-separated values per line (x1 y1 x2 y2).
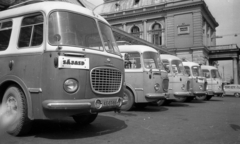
135 88 144 91
28 88 42 93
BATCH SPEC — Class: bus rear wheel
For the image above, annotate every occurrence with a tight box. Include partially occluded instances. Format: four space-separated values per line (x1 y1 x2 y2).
2 85 32 136
73 114 98 125
205 96 212 100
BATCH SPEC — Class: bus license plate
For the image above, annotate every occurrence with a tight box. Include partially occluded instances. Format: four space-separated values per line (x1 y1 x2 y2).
103 100 117 106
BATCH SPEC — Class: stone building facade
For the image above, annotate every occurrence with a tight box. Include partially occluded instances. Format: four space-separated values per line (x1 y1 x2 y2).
95 0 219 64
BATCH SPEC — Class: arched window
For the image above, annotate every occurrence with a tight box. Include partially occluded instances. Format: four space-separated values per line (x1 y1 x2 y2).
131 25 140 37
151 23 162 45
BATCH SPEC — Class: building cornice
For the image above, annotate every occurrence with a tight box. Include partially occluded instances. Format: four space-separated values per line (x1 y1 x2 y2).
101 0 218 27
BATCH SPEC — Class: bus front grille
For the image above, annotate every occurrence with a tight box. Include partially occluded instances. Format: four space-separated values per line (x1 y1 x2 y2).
90 67 122 94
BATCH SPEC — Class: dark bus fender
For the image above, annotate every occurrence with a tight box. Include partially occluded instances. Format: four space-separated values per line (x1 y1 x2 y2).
0 75 33 120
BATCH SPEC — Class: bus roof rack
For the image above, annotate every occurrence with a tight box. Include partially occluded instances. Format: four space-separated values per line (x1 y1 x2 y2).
0 0 85 11
0 0 44 11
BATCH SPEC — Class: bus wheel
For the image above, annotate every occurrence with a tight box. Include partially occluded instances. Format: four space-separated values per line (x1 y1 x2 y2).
176 97 187 102
156 100 165 106
196 95 206 101
186 97 194 102
205 96 212 100
73 114 98 125
120 88 134 111
234 93 240 98
2 86 32 136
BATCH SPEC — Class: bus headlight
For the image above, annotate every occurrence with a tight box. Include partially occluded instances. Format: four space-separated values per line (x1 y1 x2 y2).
154 83 160 91
63 79 78 93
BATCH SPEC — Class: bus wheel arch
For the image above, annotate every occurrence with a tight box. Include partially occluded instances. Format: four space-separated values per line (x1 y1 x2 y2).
0 78 33 120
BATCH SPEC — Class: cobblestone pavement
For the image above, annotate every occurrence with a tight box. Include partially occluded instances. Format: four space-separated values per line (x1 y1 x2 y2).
1 96 240 144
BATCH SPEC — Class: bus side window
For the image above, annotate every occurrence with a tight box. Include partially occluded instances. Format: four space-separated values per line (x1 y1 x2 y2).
124 52 141 69
184 66 190 76
18 13 43 48
0 21 12 51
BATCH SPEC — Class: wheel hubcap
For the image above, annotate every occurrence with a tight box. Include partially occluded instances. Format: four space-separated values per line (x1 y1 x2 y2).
123 93 129 101
6 96 18 112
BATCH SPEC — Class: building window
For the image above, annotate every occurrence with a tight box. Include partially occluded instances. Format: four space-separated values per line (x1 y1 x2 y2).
134 0 140 5
131 25 140 37
115 2 120 11
151 23 162 45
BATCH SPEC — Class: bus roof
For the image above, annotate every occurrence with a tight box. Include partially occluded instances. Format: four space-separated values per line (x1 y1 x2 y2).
118 45 158 53
161 54 182 61
201 65 217 70
0 1 108 24
183 61 200 67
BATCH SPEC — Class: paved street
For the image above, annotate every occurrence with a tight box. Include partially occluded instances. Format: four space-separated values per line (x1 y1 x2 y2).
1 96 240 144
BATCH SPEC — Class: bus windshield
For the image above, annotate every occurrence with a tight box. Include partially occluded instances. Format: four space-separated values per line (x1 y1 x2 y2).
48 11 120 55
192 66 201 77
171 60 185 75
211 69 221 78
143 52 161 69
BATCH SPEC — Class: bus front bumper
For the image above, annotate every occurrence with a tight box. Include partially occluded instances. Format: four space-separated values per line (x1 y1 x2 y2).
213 90 224 95
174 92 192 98
145 93 169 99
207 90 214 95
193 91 207 96
42 97 123 113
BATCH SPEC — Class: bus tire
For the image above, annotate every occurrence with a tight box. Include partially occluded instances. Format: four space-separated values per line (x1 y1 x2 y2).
176 97 187 102
121 88 134 111
186 97 194 102
156 99 166 106
73 114 98 125
2 85 32 136
205 96 212 100
234 93 240 98
196 95 207 101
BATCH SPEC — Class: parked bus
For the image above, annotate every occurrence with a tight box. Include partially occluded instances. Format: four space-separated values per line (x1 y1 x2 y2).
119 45 169 111
182 61 207 101
159 55 192 104
0 0 124 136
201 65 223 100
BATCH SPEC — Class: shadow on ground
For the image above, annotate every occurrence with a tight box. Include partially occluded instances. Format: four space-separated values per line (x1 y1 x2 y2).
28 115 127 139
230 124 240 131
185 99 206 104
131 106 168 112
165 102 189 107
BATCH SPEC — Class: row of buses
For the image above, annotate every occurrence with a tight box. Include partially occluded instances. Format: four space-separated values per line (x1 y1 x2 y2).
119 45 223 111
0 0 223 136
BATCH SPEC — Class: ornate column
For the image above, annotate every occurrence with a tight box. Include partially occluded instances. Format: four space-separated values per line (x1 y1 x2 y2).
233 58 239 84
122 23 126 32
143 20 147 40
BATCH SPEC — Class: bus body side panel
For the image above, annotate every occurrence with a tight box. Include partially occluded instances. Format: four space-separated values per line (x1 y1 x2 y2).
125 72 143 103
0 54 42 119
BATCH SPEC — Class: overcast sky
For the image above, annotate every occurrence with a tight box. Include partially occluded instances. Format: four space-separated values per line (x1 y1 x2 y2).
87 0 240 81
